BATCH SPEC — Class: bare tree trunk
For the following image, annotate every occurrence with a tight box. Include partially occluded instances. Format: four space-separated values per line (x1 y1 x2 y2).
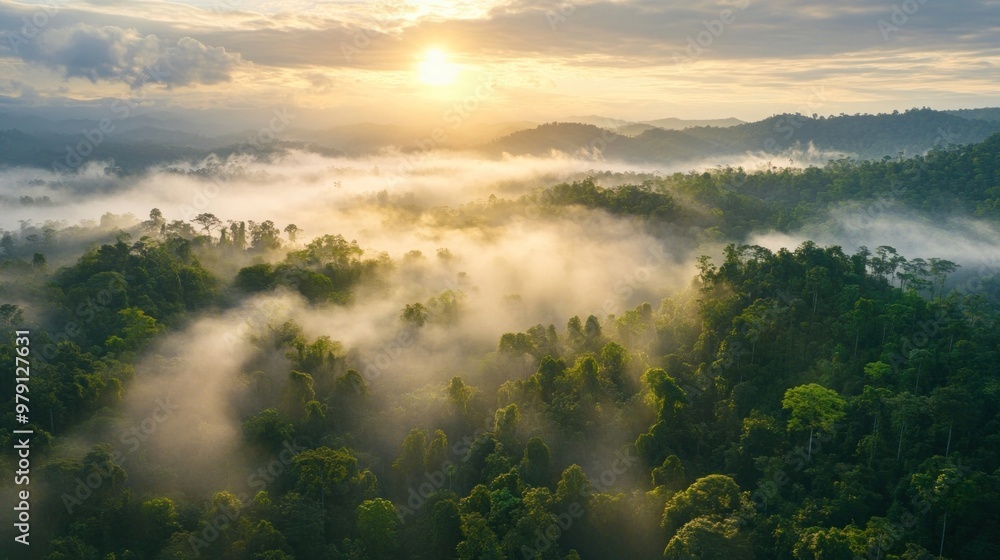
869 416 878 467
897 421 905 461
939 513 947 557
808 427 814 461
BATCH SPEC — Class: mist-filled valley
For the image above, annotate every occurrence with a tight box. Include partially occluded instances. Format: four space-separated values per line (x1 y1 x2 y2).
1 109 1000 560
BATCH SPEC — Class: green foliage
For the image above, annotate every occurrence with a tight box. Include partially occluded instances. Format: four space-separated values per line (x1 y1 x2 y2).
664 516 753 560
662 475 745 537
540 178 677 219
782 383 846 434
12 134 1000 560
356 498 400 558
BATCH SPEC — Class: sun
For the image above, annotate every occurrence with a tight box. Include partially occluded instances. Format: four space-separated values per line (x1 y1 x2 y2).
418 49 460 87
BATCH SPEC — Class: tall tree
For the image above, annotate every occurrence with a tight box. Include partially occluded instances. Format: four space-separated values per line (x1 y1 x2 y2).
782 383 846 460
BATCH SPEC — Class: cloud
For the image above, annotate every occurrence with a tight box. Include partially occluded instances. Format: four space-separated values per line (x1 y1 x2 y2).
0 0 997 119
9 23 244 88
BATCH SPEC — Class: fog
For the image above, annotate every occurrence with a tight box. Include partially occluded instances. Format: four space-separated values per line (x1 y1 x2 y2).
7 144 998 508
750 204 1000 291
5 149 702 502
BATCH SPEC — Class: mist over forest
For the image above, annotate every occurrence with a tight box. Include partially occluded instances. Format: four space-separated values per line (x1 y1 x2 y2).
2 105 1000 560
3 0 1000 558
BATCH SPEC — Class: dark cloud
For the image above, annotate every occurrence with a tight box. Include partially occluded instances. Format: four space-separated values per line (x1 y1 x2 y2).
160 0 1000 73
2 0 997 73
3 22 244 88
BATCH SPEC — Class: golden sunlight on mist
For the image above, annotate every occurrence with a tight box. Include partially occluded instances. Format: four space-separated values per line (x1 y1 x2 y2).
418 48 461 86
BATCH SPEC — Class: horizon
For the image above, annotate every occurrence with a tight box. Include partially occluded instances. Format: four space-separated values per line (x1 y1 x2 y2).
3 102 997 135
1 0 998 128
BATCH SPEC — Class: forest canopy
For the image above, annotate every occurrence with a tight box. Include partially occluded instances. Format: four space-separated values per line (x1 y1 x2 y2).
1 130 999 560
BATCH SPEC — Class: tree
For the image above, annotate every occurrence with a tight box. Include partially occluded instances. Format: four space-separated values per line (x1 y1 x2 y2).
243 409 295 451
280 370 316 421
652 455 686 492
447 376 473 411
782 383 845 459
792 526 855 560
403 302 430 327
251 220 283 251
494 403 521 447
520 437 553 488
431 497 463 559
0 231 14 256
357 498 400 558
229 220 248 250
457 513 504 560
137 497 182 554
236 263 276 292
284 223 301 243
192 212 222 235
145 208 166 234
291 447 358 509
394 428 429 483
662 475 744 537
600 341 630 397
928 258 959 299
555 465 591 510
106 307 162 353
0 303 24 328
664 516 752 560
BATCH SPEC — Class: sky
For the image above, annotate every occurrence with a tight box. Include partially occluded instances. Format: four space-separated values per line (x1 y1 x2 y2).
0 0 998 126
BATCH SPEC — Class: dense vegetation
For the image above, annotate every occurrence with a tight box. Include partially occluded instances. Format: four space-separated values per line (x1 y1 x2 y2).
538 130 1000 238
3 107 1000 174
1 131 1000 560
486 108 1000 163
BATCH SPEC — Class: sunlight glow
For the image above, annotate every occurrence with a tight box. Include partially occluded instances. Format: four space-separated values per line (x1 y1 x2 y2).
418 48 460 87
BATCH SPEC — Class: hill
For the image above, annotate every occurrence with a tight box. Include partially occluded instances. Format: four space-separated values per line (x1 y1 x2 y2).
482 108 1000 164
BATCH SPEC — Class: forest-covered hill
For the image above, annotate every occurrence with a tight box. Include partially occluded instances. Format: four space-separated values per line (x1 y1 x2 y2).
1 129 999 560
484 108 1000 163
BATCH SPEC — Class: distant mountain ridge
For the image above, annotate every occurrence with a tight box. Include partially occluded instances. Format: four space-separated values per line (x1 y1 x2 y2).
3 107 1000 171
565 114 746 131
483 108 1000 164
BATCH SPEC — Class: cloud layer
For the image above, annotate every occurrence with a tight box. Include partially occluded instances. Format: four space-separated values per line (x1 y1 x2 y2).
8 22 243 88
0 0 997 121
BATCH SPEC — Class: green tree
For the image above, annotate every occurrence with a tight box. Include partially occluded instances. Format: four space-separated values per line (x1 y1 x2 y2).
357 498 400 558
403 302 430 327
664 516 752 560
457 513 504 560
520 437 553 488
782 383 846 459
662 475 745 537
